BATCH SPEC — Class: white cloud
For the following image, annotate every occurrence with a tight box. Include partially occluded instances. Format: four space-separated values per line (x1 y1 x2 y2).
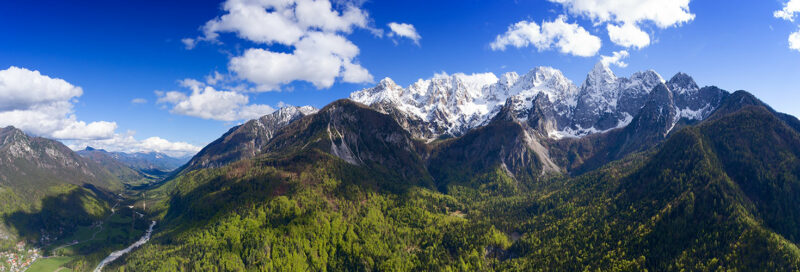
775 1 800 52
548 0 694 48
229 32 371 90
607 23 650 49
0 66 117 140
387 22 421 45
0 66 83 111
67 131 202 158
790 29 800 52
548 0 695 28
189 0 375 91
0 66 198 156
51 120 118 140
156 79 276 121
181 38 197 50
775 0 800 22
138 136 201 157
131 98 147 104
491 15 602 57
205 71 225 85
155 90 187 104
600 50 630 68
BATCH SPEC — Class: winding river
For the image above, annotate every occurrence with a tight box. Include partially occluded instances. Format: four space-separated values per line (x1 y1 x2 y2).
93 221 156 272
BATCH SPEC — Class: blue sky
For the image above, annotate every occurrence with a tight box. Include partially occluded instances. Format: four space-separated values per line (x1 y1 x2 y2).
1 0 799 156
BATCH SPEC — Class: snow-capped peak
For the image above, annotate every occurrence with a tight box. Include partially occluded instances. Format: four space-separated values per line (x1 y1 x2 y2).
349 63 719 141
667 72 699 94
255 105 318 131
499 72 519 87
350 68 577 138
587 61 617 85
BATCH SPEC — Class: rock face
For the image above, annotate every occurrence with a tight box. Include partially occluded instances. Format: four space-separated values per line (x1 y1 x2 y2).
179 106 317 174
570 62 664 135
668 73 727 121
264 100 434 188
349 62 721 141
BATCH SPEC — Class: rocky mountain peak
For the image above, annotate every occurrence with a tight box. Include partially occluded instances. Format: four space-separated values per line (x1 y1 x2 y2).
586 61 617 86
648 83 675 105
668 72 699 94
179 105 318 174
377 77 398 88
499 72 519 86
0 126 26 145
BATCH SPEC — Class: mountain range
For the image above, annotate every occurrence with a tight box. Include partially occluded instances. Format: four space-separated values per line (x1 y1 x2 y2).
77 147 190 184
104 62 800 271
3 62 800 271
350 62 722 141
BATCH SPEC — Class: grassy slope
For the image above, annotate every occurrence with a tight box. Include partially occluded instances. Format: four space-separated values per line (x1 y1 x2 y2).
28 256 74 272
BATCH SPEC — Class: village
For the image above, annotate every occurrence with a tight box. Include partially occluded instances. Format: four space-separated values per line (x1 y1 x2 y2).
0 242 40 272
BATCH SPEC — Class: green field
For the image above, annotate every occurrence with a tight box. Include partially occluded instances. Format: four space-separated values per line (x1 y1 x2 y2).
27 256 73 272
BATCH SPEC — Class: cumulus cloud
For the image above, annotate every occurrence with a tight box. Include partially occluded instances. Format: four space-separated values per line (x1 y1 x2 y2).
205 71 225 85
790 29 800 52
387 22 421 45
156 79 276 121
775 1 800 52
0 66 116 140
548 0 694 48
181 38 197 50
775 0 800 22
0 66 198 156
229 32 371 90
0 66 83 111
607 23 650 49
600 50 630 68
491 15 602 57
131 98 147 104
188 0 375 91
68 131 202 158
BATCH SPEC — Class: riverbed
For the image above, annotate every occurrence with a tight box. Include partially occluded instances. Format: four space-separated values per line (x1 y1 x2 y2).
92 221 156 272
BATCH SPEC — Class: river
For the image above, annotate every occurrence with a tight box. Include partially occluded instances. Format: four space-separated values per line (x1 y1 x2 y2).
92 221 156 272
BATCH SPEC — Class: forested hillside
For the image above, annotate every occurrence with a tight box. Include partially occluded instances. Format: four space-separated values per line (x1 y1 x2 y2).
107 91 800 271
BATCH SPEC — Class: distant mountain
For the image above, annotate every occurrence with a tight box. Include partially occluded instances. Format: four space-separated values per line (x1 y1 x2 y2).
112 151 189 172
76 147 147 184
78 147 189 173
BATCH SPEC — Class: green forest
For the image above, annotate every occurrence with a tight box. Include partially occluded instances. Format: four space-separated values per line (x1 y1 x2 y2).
91 105 800 271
